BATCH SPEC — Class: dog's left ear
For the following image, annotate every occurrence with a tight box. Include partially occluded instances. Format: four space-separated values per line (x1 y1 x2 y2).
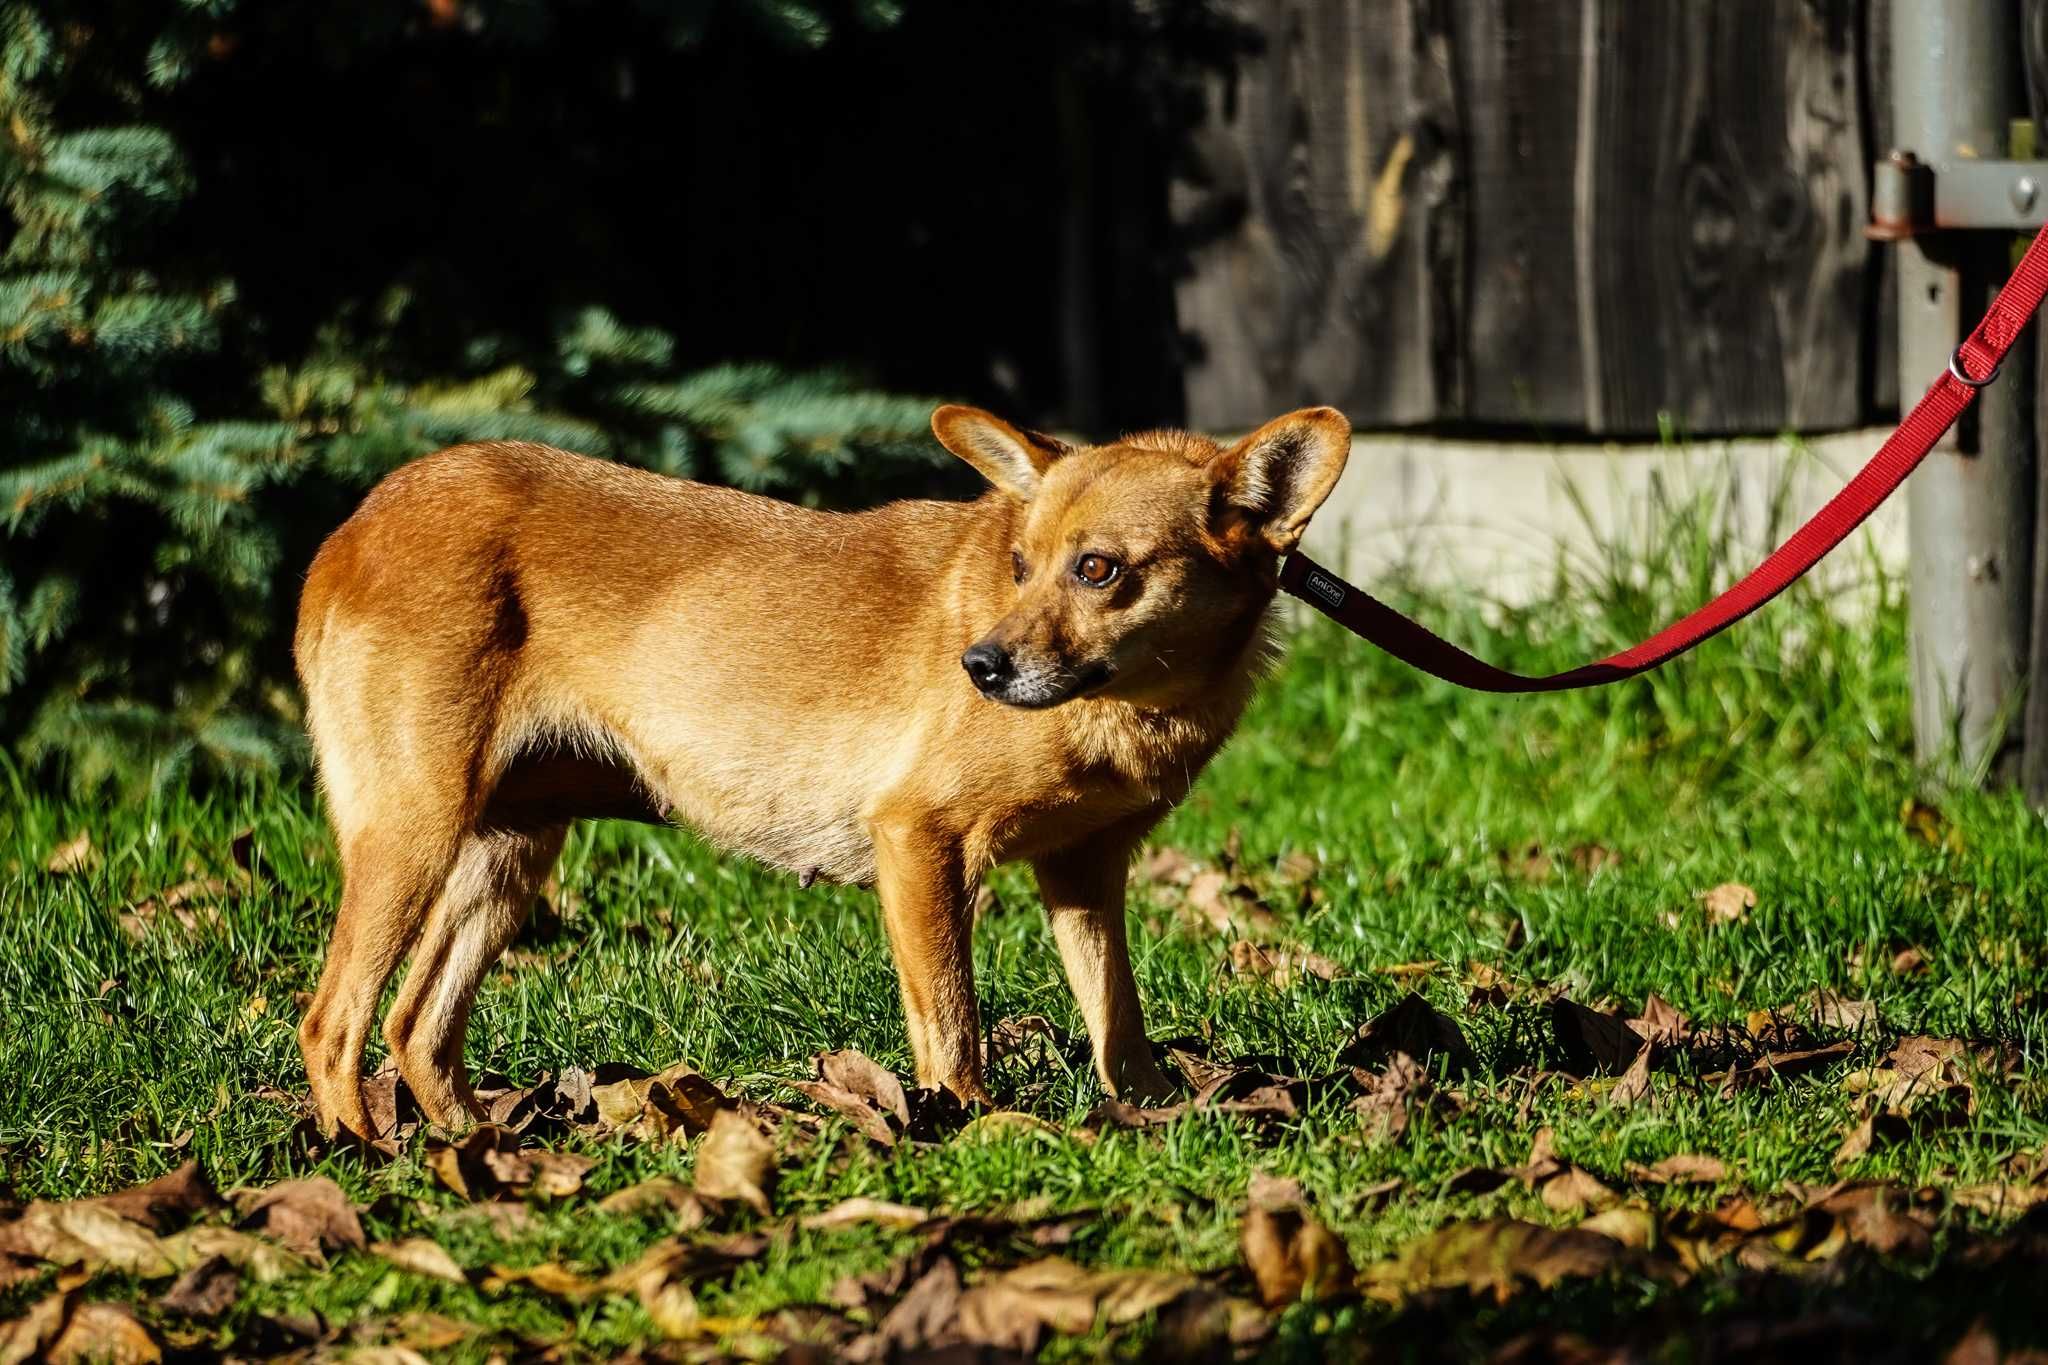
1210 406 1353 553
931 405 1070 500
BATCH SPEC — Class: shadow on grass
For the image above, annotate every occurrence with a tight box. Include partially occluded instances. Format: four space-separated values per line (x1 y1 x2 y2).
1272 1206 2048 1364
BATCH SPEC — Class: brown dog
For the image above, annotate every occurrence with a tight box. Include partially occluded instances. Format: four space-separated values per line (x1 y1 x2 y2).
293 403 1352 1138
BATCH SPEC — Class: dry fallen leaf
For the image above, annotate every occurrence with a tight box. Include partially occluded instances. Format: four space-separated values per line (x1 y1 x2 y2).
1540 1168 1618 1215
44 832 93 876
1349 1051 1453 1138
590 1063 730 1143
1700 883 1756 926
1182 870 1283 938
1608 1042 1654 1108
236 1177 365 1261
694 1107 776 1216
1363 1219 1632 1304
955 1257 1200 1350
1550 998 1643 1075
374 1238 468 1285
1240 1181 1353 1308
1337 993 1475 1075
427 1126 596 1202
46 1301 159 1365
1228 939 1342 988
158 1254 240 1319
803 1197 933 1232
1627 993 1692 1047
1625 1154 1726 1186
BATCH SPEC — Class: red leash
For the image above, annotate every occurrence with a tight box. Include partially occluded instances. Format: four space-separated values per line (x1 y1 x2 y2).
1280 229 2048 693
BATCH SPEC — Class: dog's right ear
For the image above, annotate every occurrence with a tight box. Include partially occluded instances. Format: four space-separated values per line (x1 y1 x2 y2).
931 405 1070 500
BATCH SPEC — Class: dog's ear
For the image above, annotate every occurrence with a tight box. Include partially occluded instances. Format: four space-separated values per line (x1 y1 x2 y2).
931 405 1069 500
1209 406 1352 553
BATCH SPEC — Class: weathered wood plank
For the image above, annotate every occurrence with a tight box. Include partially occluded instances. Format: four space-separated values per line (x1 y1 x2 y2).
1453 0 1588 428
1177 0 1876 436
1580 0 1868 434
1173 0 1462 430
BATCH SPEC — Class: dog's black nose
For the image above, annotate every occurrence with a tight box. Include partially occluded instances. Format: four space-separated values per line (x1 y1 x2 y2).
961 642 1014 693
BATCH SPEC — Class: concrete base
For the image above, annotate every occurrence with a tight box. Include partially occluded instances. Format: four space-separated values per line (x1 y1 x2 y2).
1301 428 1908 611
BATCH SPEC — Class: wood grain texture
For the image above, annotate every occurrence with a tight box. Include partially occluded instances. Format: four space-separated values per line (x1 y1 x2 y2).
1454 0 1587 428
1174 0 1879 436
1173 0 1463 431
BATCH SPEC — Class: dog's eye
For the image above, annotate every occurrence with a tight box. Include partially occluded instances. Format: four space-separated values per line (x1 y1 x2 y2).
1073 553 1121 587
1011 551 1027 584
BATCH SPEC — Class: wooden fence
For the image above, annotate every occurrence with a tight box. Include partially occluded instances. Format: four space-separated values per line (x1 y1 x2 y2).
1172 0 1905 436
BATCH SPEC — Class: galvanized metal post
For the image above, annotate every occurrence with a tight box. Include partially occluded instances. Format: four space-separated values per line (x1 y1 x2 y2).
1892 0 2035 785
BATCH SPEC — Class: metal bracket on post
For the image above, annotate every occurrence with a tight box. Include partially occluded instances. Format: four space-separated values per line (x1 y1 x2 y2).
1869 151 2048 238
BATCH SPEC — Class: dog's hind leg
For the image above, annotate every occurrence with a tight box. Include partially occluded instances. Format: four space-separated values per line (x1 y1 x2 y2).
299 816 464 1140
382 823 567 1128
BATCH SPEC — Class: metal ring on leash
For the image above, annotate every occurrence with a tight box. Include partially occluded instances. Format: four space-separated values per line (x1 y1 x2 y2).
1949 343 2003 388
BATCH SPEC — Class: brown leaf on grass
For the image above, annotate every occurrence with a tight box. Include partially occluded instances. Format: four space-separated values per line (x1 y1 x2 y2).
236 1177 364 1260
1549 998 1643 1075
1273 849 1319 885
1336 993 1475 1075
44 832 93 875
594 1177 711 1226
1228 939 1342 988
46 1301 159 1365
119 880 228 940
983 1014 1081 1070
1350 1052 1453 1137
1569 843 1621 875
373 1238 467 1285
1627 993 1692 1046
1805 1183 1934 1258
855 1259 964 1359
803 1197 932 1232
1700 882 1757 925
426 1126 596 1202
1577 1206 1658 1250
1900 797 1964 852
788 1048 930 1147
694 1107 775 1216
1499 842 1553 883
1362 1220 1632 1304
1716 1040 1855 1097
89 1162 220 1231
1625 1154 1727 1186
158 1255 239 1319
1240 1179 1353 1308
0 1200 183 1278
1139 846 1199 886
1540 1168 1618 1215
1799 990 1878 1031
955 1258 1201 1350
590 1063 730 1143
0 1288 72 1363
818 1050 911 1127
1890 945 1929 975
1608 1042 1654 1108
1182 871 1283 939
1948 1183 2048 1217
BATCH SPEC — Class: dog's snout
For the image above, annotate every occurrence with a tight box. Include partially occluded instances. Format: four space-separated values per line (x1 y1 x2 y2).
961 642 1015 693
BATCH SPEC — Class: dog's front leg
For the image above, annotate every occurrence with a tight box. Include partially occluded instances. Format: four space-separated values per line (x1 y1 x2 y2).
1034 832 1178 1105
869 810 992 1105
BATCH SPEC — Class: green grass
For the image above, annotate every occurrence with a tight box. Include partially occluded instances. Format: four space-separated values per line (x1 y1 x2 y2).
4 482 2048 1358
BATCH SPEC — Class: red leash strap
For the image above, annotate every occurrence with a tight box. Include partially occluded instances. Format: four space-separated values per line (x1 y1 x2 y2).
1280 228 2048 694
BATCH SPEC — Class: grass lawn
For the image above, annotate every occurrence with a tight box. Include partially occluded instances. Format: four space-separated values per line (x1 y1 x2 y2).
4 525 2047 1360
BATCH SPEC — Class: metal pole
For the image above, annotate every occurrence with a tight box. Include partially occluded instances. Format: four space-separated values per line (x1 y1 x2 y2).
1894 0 2035 785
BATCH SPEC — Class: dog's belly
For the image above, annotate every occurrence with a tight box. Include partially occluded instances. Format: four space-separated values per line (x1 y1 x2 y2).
611 713 904 887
